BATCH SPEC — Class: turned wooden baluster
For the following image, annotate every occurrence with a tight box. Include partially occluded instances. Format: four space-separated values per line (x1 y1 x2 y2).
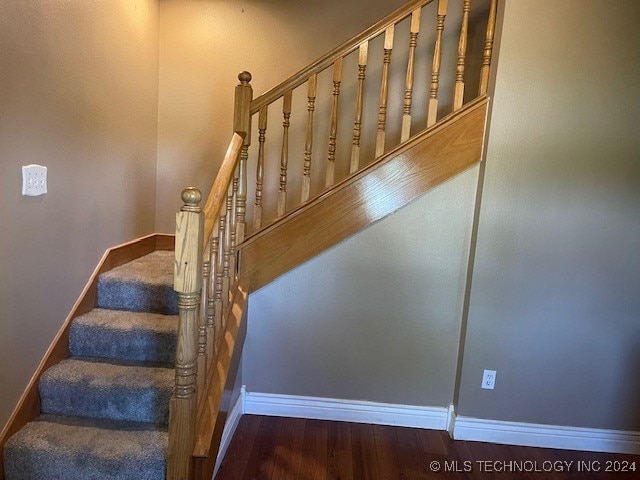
206 223 218 357
197 243 210 399
375 25 395 158
479 0 497 95
427 0 448 127
234 72 252 244
325 57 343 188
302 74 317 202
254 106 267 230
401 8 421 142
222 181 233 307
213 208 226 350
229 166 238 281
236 149 248 246
277 91 292 217
454 0 471 111
350 42 368 174
168 187 203 480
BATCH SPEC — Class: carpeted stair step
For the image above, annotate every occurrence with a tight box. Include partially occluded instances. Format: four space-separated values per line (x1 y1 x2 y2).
3 414 167 480
69 308 178 364
97 250 178 314
39 358 173 425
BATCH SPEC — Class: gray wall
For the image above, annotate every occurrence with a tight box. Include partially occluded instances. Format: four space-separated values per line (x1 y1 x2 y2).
457 0 640 430
245 168 478 406
245 0 640 433
156 0 409 233
0 0 159 427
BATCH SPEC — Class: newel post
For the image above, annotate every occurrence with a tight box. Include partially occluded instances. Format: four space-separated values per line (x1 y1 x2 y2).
234 72 252 248
168 188 203 480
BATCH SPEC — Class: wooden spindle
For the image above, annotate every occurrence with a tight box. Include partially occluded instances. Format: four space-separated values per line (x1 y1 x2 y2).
236 146 248 245
401 8 421 142
375 25 395 158
325 57 343 188
302 74 317 203
214 210 225 349
254 106 267 230
222 183 233 309
350 42 368 174
197 246 210 399
206 223 218 356
278 90 292 217
454 0 471 111
228 169 238 281
428 0 448 127
168 187 203 480
479 0 497 95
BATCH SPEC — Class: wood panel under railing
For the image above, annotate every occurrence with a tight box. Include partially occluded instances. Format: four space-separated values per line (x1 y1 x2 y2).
168 0 498 478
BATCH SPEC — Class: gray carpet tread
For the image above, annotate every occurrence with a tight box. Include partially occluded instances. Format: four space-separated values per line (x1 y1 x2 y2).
97 251 178 314
3 415 167 480
39 358 173 425
100 250 174 286
5 250 176 479
70 308 178 363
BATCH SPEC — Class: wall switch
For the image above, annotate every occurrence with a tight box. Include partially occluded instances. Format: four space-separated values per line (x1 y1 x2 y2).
22 164 47 196
482 369 497 390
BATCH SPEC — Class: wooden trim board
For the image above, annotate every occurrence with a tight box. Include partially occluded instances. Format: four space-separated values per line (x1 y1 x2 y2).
193 281 249 480
0 233 175 479
239 97 488 292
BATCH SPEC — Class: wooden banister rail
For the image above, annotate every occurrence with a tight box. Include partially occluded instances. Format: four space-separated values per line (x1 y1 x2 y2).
249 0 435 115
202 133 245 246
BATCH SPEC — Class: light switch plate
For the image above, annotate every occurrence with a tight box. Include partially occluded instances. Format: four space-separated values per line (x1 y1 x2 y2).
22 164 48 196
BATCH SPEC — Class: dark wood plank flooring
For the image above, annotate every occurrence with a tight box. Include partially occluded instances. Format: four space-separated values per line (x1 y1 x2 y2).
215 415 640 480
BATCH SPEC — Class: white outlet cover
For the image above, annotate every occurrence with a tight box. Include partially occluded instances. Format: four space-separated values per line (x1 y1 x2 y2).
22 164 47 196
482 369 497 390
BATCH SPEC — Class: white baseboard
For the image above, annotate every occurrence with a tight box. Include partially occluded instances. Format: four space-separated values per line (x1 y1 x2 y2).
213 386 246 476
244 391 450 430
454 416 640 454
213 388 640 457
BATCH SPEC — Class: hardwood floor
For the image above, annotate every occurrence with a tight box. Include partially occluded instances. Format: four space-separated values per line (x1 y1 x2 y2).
215 415 640 479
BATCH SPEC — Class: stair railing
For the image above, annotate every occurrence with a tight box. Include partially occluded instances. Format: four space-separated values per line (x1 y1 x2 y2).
245 0 497 234
168 0 497 477
168 76 251 479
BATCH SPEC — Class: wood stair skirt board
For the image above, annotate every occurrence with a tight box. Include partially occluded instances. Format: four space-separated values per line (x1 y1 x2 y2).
0 233 174 480
239 96 489 292
235 390 640 455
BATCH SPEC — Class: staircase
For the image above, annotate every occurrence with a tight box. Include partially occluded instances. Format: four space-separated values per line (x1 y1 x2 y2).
3 251 177 479
1 0 498 478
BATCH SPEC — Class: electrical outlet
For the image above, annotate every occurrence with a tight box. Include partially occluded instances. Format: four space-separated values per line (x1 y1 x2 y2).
482 369 496 390
22 164 48 196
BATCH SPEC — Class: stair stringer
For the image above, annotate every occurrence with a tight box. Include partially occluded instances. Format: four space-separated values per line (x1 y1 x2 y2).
238 96 489 293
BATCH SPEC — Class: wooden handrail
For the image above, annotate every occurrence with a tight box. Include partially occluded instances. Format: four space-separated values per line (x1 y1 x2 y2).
202 132 245 248
249 0 435 114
